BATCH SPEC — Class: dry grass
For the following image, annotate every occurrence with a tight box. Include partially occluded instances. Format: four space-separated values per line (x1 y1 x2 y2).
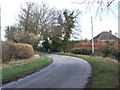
1 54 40 69
70 54 118 63
93 56 118 63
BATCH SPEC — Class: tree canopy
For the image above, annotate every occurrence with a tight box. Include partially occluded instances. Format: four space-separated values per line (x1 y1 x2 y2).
5 2 81 52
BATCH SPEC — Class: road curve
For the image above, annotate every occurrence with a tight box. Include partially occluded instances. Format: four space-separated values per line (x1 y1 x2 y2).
2 53 92 88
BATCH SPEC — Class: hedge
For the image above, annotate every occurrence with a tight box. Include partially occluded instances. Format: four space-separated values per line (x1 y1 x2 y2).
2 41 35 63
71 47 92 55
70 46 120 61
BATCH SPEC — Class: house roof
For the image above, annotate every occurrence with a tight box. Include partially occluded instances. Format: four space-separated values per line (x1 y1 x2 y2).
93 31 119 41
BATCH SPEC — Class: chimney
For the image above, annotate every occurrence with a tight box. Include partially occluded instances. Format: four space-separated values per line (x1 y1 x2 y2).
109 30 112 34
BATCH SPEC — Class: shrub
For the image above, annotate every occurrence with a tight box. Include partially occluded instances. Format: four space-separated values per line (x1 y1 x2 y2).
96 46 120 61
2 42 13 62
36 46 45 52
71 47 92 55
5 27 39 50
13 43 35 59
2 41 35 62
70 46 119 61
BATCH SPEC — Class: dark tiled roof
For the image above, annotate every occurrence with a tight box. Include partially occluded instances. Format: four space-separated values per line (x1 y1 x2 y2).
93 32 118 41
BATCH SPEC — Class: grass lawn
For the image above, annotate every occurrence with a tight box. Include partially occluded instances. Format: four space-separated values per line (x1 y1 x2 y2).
1 55 52 84
56 53 119 88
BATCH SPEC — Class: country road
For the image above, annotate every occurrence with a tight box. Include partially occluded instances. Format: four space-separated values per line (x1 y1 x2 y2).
2 53 92 88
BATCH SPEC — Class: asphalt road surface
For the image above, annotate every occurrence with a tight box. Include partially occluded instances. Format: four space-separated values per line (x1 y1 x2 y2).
2 53 92 88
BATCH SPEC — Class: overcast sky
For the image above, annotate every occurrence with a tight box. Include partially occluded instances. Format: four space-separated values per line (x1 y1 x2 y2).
0 0 118 40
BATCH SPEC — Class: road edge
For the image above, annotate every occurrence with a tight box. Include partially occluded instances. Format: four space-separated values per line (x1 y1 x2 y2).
55 53 93 89
2 56 53 85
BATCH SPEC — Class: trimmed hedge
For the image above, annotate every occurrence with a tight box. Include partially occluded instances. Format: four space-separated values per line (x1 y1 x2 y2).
70 46 120 61
2 42 13 62
2 41 35 63
71 47 92 55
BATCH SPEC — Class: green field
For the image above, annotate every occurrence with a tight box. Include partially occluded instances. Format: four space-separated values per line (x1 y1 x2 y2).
1 55 52 84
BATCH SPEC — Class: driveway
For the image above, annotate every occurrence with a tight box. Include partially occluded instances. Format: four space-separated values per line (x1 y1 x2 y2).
2 53 92 88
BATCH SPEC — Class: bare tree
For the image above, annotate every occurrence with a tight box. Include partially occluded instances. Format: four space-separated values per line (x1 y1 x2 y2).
73 0 118 17
18 2 35 33
5 2 81 51
17 2 54 39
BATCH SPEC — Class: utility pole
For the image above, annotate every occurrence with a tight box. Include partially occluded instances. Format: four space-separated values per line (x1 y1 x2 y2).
91 16 94 55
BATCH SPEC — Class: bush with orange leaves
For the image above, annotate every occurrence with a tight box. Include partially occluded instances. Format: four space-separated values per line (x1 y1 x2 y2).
68 41 120 61
66 41 107 52
73 41 107 48
73 41 120 49
2 41 35 63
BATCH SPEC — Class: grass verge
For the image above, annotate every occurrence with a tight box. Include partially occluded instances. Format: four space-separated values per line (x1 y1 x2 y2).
56 53 119 88
1 55 52 84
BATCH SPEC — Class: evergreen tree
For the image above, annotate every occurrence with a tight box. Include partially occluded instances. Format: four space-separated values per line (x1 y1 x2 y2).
61 10 76 52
